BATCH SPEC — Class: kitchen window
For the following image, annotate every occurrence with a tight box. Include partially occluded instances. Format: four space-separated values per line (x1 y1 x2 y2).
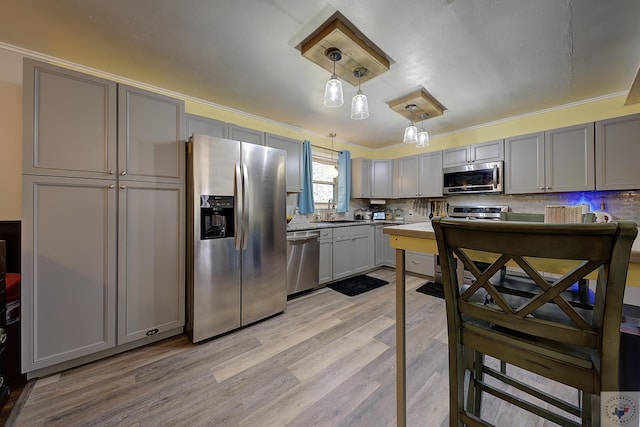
312 154 338 208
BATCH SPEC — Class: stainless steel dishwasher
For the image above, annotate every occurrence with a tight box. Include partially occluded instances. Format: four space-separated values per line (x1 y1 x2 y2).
286 230 320 296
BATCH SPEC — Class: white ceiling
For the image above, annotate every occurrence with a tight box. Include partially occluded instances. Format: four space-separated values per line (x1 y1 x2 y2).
2 0 640 149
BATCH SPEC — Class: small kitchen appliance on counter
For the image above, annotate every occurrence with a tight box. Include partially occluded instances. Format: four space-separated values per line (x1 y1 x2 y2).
372 211 385 220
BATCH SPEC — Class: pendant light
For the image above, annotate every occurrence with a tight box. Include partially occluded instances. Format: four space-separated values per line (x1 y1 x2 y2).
350 67 369 120
416 113 430 148
327 132 339 178
403 104 418 144
323 48 344 108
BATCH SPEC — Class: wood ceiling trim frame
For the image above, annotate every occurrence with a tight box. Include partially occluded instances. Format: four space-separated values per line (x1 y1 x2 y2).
300 17 390 86
387 88 447 121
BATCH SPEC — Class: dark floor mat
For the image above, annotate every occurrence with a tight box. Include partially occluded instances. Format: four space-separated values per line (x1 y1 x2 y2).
328 275 389 297
415 282 445 299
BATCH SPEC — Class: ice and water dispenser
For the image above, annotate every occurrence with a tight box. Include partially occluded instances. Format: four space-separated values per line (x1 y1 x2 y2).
200 195 235 240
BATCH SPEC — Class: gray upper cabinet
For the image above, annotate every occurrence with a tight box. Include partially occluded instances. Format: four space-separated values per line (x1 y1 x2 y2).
229 124 265 145
544 123 594 192
265 133 303 192
595 114 640 191
187 114 228 139
419 151 443 197
505 124 594 194
351 158 372 198
505 132 544 194
397 151 442 198
397 156 420 198
442 140 503 167
23 59 117 179
118 84 185 183
372 160 393 198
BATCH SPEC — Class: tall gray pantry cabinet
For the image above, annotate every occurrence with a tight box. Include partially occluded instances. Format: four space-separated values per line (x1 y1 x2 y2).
21 59 185 376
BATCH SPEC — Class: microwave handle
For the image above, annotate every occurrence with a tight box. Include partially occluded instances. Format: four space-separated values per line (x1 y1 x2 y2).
492 164 498 189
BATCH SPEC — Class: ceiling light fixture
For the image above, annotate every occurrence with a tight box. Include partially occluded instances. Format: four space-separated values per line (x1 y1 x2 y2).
416 113 430 148
403 104 418 144
351 67 369 120
323 48 344 108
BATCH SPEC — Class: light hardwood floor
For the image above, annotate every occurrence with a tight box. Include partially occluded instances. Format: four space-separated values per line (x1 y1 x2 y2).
7 269 579 426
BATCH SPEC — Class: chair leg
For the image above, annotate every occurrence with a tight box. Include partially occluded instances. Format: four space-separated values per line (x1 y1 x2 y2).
580 392 599 427
471 351 484 416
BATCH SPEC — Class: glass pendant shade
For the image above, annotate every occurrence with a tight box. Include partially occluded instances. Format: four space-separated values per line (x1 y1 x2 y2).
350 91 369 120
403 124 418 144
327 165 339 179
323 75 343 107
417 129 430 148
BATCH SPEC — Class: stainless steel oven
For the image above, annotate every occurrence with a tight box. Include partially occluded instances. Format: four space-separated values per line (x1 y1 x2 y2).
433 205 508 284
443 161 503 194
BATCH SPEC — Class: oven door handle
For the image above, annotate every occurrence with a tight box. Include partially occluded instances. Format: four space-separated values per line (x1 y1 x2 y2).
492 164 498 189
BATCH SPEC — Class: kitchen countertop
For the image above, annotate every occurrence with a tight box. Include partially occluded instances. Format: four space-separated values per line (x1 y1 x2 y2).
383 221 640 280
287 219 404 232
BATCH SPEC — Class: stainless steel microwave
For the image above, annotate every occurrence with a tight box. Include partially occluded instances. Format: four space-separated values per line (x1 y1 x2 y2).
442 161 503 194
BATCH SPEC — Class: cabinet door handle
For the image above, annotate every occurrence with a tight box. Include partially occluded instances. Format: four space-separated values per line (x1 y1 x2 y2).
120 185 127 189
108 184 115 189
108 170 114 175
145 328 159 336
0 328 6 344
546 186 551 189
120 171 127 176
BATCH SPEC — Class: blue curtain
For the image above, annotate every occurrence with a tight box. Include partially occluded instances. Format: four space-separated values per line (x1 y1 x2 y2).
337 150 351 213
298 140 315 213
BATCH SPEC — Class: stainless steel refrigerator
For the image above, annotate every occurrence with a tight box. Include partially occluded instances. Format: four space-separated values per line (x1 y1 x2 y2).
186 134 287 343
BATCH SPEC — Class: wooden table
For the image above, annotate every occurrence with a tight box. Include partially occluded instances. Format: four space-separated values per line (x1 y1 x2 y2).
383 222 640 427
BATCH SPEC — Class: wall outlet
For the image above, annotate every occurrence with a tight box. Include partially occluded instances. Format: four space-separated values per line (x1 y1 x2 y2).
408 209 414 216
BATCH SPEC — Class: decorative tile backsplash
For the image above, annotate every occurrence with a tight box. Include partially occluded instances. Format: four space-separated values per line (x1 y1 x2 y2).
287 190 640 225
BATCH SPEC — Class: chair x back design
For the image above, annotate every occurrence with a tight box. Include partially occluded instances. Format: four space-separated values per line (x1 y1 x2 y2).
432 218 637 427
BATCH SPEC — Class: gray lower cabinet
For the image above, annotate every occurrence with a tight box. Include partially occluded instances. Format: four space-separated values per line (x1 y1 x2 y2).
332 225 372 280
117 182 185 344
595 113 640 190
22 176 186 372
405 252 435 276
375 224 395 267
318 229 333 285
383 231 396 267
22 175 118 372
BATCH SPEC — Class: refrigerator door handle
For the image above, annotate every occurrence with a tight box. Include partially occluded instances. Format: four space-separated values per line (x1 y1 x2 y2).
242 162 249 250
234 161 242 251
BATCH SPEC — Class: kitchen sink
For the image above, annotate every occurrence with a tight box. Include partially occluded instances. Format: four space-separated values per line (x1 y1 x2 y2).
323 219 364 223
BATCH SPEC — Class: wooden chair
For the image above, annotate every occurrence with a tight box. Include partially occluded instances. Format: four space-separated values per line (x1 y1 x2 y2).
431 218 637 426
